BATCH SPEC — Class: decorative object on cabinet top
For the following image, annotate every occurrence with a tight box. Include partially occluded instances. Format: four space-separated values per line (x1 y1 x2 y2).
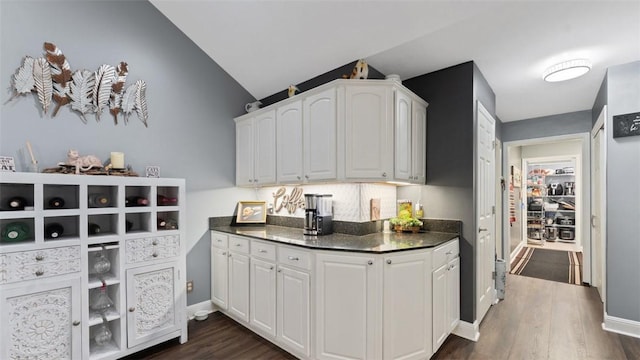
41 149 139 176
343 59 369 79
6 42 148 126
287 85 300 98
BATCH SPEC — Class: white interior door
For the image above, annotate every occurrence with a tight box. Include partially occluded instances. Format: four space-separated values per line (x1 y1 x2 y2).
476 101 496 322
591 106 607 302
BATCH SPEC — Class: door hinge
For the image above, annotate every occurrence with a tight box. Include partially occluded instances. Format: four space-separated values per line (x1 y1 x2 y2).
492 205 495 215
492 140 496 150
492 271 496 280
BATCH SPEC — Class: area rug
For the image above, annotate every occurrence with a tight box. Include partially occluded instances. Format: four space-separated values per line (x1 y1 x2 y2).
510 247 583 285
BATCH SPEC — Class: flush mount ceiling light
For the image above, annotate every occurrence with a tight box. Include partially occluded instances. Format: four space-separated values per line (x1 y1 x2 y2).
543 59 592 82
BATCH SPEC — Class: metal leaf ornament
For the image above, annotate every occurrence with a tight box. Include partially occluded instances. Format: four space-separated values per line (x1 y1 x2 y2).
92 64 115 122
69 69 95 124
134 80 148 127
32 57 53 114
44 42 72 117
109 61 128 125
120 82 137 124
7 56 35 103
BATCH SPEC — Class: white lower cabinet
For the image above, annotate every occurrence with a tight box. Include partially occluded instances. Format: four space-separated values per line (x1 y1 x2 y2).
0 276 82 360
432 241 460 353
228 252 250 323
210 246 229 310
383 252 432 360
126 262 180 348
277 264 311 358
250 257 277 336
315 252 380 360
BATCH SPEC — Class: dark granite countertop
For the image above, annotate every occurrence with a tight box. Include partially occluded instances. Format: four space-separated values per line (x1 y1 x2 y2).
210 225 459 253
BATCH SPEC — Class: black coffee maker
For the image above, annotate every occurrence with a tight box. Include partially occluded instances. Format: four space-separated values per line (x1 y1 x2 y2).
303 194 333 236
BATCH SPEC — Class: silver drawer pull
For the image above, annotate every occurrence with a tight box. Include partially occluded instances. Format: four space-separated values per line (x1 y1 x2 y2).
235 243 242 247
259 249 267 253
129 307 135 312
73 320 80 326
35 269 44 276
386 259 392 264
446 251 452 255
222 252 227 256
287 256 299 261
35 254 44 261
367 260 373 265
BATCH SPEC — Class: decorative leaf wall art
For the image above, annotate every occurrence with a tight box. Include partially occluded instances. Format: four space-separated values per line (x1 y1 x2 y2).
6 42 149 126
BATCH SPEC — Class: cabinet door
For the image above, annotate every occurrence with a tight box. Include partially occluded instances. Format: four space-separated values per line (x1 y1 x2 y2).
411 100 427 184
303 88 337 181
447 257 460 333
432 264 448 352
211 246 229 310
277 265 310 358
383 252 431 360
250 258 276 336
126 263 180 348
254 110 277 185
345 85 393 179
394 90 412 181
0 277 81 360
236 118 255 186
277 101 304 183
316 253 379 360
228 252 250 323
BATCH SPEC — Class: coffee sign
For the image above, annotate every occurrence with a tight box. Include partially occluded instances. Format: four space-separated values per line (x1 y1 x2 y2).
272 186 305 214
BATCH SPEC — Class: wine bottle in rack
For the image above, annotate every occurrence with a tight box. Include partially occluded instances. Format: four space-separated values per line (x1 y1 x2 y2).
89 194 110 207
89 223 101 235
1 222 29 242
126 196 149 207
6 196 26 210
157 195 177 206
48 197 65 208
157 218 167 229
45 223 64 239
126 220 134 232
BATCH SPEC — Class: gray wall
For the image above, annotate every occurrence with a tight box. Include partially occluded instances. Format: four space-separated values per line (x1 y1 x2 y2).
0 0 254 305
404 61 497 323
603 61 640 322
501 110 593 143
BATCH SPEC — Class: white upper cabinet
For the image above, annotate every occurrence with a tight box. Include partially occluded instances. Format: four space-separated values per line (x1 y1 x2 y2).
344 84 393 180
235 110 277 187
394 89 427 184
277 100 304 183
303 88 338 182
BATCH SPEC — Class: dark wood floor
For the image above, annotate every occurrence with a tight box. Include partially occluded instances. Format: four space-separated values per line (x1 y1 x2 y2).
127 274 640 360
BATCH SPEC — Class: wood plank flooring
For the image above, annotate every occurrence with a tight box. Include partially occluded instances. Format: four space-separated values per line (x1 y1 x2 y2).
127 274 640 360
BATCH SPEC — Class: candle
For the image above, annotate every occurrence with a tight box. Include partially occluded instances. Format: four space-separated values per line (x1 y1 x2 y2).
110 152 124 169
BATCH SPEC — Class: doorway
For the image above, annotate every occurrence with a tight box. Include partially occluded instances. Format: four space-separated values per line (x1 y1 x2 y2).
503 133 591 285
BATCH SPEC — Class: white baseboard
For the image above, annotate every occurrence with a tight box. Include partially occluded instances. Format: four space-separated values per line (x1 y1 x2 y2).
452 319 480 342
186 300 216 320
603 312 640 339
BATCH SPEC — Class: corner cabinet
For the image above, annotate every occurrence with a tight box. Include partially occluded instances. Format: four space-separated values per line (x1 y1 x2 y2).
0 172 187 360
432 240 460 353
234 79 428 187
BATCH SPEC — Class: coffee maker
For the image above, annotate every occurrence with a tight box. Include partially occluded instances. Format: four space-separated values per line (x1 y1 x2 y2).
304 194 333 236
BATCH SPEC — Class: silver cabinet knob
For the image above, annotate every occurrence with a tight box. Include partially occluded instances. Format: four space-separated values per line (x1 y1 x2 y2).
35 269 44 276
297 176 301 180
305 175 309 179
254 179 258 183
386 259 392 264
248 179 253 183
152 240 158 246
129 307 136 312
35 254 44 261
72 320 81 326
152 252 158 257
367 260 373 265
222 252 227 256
270 266 274 270
382 172 387 177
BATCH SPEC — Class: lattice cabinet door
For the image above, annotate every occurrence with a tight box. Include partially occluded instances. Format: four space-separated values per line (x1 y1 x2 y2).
126 262 179 348
0 277 82 360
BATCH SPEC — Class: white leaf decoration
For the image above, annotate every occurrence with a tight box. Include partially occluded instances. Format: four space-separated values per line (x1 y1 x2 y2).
109 62 128 124
120 82 137 124
69 70 95 124
92 64 115 122
32 57 53 114
134 80 148 127
8 56 35 102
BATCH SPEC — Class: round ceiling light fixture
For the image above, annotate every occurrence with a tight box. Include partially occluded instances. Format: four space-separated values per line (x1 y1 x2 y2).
543 59 591 82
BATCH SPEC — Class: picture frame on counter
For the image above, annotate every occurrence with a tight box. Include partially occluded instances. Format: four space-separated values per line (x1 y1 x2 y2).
0 156 16 172
236 201 267 223
145 166 160 178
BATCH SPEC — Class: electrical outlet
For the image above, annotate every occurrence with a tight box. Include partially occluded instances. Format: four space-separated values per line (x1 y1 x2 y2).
186 280 194 293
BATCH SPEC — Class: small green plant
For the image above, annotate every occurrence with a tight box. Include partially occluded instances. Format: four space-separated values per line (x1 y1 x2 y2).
389 217 423 228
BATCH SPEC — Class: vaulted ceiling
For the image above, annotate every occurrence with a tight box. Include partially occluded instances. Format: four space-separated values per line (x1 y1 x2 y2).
150 0 640 122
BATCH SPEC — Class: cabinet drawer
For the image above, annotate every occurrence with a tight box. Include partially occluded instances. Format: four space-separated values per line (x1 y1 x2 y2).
211 231 228 249
432 239 459 270
251 240 276 261
0 246 81 284
278 246 311 270
229 236 250 254
126 235 180 264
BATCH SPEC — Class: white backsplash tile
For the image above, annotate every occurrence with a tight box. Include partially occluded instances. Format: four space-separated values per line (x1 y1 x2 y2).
256 183 398 223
